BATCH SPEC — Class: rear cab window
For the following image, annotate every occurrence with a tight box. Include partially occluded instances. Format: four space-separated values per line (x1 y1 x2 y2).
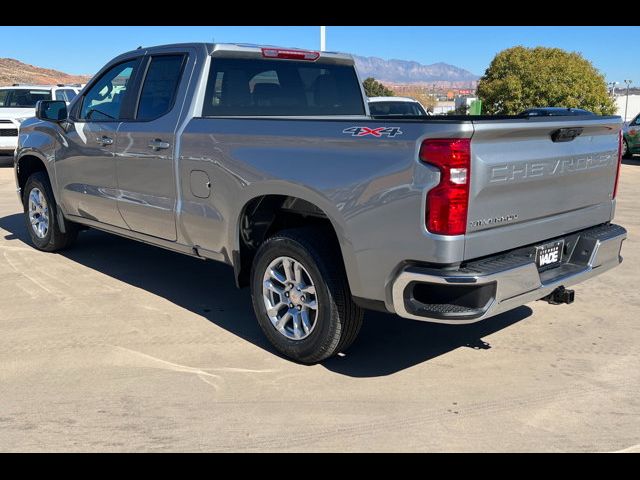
202 58 365 116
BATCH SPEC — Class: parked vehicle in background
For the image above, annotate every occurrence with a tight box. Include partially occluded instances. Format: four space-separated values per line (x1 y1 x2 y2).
0 84 82 156
15 43 627 363
368 96 429 116
622 113 640 158
520 107 596 117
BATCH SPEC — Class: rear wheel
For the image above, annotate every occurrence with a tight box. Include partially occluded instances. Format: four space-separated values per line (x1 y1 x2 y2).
250 227 363 364
623 139 632 159
23 172 78 252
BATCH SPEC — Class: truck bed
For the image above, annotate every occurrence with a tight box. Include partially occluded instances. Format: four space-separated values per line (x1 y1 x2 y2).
178 113 621 302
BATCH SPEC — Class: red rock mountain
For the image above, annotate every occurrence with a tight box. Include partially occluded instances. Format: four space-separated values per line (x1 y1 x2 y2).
0 58 91 86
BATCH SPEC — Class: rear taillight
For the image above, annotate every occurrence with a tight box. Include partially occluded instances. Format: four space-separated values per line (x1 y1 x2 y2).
420 138 471 235
261 48 320 61
614 130 622 199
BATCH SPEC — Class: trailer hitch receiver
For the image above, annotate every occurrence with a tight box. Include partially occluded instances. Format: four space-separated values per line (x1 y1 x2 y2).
541 286 575 305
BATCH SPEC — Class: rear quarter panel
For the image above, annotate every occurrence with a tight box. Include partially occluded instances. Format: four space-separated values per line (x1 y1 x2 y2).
178 118 472 303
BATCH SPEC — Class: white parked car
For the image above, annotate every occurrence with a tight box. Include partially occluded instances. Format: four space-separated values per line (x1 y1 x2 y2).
0 84 82 156
367 96 430 116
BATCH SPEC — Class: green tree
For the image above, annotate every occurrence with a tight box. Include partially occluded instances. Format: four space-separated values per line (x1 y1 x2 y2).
476 46 616 115
363 77 394 97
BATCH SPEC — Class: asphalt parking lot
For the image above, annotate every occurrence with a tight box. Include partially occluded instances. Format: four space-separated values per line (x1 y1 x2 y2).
0 159 638 452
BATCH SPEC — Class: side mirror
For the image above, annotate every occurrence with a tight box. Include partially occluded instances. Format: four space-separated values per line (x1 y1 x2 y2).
35 100 68 122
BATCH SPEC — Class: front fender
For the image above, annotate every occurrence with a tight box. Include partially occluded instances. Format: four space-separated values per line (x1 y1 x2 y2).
15 119 61 203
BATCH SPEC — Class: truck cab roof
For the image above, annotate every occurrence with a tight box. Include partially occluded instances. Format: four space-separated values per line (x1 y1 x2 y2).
120 42 355 65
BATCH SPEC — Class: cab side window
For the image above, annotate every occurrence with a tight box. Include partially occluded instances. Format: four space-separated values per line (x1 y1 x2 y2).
79 60 138 121
136 55 185 121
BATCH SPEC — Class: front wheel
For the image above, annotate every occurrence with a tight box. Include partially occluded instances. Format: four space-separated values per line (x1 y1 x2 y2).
250 227 363 364
23 171 78 252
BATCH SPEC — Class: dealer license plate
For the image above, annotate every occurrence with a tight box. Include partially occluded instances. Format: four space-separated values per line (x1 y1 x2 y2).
535 240 564 269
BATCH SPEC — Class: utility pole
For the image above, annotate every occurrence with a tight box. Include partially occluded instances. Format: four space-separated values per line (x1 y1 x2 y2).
320 26 326 51
624 79 633 122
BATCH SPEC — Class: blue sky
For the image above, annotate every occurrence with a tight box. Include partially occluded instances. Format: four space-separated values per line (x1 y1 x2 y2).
3 26 638 84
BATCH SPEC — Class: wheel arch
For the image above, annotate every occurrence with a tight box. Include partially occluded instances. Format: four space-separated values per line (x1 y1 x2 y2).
16 152 57 203
231 189 359 294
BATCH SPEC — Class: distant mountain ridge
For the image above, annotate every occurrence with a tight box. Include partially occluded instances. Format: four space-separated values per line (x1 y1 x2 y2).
0 55 478 89
0 58 91 86
353 55 479 86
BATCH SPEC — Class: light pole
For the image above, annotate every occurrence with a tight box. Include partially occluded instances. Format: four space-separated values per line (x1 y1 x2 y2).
624 79 632 122
320 26 326 51
608 81 619 97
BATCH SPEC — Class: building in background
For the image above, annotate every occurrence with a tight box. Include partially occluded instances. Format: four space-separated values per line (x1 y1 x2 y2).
614 94 640 122
455 96 477 110
433 101 455 114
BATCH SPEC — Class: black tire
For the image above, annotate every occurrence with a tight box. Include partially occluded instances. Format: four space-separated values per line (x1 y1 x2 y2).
623 139 632 159
250 227 363 364
23 171 78 252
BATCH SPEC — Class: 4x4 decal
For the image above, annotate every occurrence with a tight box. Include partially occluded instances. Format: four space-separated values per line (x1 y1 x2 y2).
342 126 403 138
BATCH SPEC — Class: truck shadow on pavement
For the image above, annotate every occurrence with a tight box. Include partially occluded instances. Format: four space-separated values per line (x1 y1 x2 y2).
0 212 531 377
622 156 640 166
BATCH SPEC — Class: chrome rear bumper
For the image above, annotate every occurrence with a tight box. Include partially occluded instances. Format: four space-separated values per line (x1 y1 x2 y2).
391 223 627 324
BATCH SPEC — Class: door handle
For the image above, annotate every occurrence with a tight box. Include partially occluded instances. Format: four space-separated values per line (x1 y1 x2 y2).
148 139 171 151
95 135 114 146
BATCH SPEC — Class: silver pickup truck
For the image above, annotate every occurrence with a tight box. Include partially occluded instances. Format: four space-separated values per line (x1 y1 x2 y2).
14 43 627 363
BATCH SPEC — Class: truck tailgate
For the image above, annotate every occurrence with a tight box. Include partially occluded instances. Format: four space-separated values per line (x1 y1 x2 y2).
464 116 621 260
